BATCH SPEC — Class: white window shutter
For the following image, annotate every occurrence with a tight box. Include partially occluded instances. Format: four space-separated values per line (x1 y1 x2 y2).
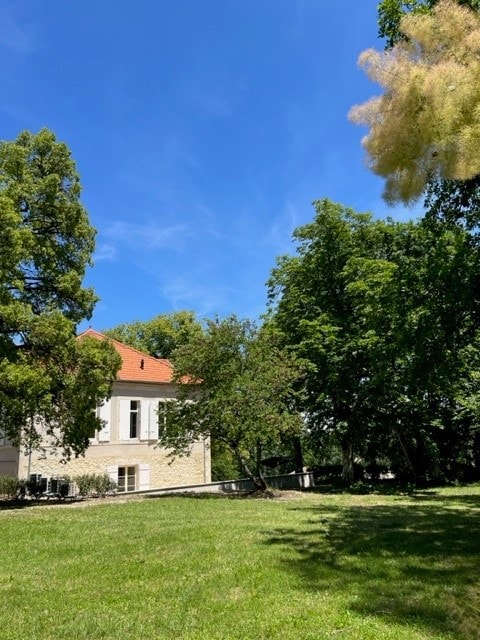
119 399 131 440
149 401 159 440
106 465 118 483
140 400 150 440
139 463 150 490
97 399 111 442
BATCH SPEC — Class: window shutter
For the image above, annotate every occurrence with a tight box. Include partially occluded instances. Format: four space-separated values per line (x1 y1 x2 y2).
119 399 131 440
139 463 150 490
140 400 150 440
98 399 111 442
149 401 159 440
106 465 118 484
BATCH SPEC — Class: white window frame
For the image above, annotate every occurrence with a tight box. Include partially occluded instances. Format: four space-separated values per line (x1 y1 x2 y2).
117 465 137 493
129 400 139 439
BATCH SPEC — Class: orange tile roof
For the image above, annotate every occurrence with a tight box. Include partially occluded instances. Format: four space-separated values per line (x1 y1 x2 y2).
78 328 174 384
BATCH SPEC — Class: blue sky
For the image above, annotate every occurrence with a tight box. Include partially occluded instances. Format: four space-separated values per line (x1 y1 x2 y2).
1 1 417 330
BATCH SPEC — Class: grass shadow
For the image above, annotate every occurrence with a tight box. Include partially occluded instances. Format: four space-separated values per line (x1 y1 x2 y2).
262 493 480 638
0 497 83 511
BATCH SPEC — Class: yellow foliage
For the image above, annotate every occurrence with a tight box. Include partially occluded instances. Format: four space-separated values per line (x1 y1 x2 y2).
349 0 480 204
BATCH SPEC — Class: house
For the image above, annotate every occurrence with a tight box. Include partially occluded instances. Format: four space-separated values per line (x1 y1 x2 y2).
0 329 211 492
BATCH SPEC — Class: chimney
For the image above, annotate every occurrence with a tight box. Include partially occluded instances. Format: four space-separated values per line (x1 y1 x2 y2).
140 359 144 370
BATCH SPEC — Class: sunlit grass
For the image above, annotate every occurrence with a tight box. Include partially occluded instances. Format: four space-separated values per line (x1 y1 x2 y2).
1 485 479 639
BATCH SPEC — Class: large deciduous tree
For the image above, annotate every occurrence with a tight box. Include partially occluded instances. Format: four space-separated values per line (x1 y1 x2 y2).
350 0 480 205
268 199 480 483
157 316 303 491
0 129 120 458
268 200 399 482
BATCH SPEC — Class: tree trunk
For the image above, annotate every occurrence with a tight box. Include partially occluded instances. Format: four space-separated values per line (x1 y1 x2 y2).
292 436 304 473
473 432 480 480
341 439 354 484
394 424 417 484
233 445 268 492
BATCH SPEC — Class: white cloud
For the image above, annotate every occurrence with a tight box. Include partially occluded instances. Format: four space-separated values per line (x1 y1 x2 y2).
0 103 37 125
104 220 191 251
264 201 302 255
161 276 230 316
0 7 35 54
94 242 116 262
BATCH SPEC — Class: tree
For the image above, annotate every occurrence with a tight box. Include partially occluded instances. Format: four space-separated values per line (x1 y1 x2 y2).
104 310 203 358
157 316 303 491
267 199 480 483
268 200 402 481
377 0 480 228
0 129 120 458
378 0 480 47
350 0 480 205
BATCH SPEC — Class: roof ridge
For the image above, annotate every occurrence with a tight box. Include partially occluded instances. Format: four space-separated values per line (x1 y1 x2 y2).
80 328 172 365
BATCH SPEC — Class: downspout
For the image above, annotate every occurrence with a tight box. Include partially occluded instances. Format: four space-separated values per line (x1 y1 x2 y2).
203 437 207 483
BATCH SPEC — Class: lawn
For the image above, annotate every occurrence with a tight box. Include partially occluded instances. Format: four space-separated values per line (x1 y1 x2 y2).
1 485 479 640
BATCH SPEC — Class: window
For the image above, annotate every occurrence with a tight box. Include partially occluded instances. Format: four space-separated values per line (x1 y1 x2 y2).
130 400 139 438
117 466 136 492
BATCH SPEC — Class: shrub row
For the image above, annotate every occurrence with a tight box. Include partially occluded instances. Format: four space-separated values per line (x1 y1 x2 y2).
74 473 117 497
0 473 117 500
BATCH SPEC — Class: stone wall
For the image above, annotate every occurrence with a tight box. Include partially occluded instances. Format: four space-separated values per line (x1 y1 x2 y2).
0 379 211 490
17 439 210 489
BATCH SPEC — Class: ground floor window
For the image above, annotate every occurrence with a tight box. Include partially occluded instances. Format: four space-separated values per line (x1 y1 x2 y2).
117 466 136 492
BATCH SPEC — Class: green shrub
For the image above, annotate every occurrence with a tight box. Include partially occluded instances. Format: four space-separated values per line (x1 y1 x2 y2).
0 475 20 499
74 473 116 497
93 473 117 497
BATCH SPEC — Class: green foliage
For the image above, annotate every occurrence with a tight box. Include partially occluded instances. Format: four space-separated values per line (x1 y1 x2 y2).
74 473 116 497
158 315 304 490
377 1 480 229
0 475 20 499
268 199 480 483
378 0 440 47
268 200 402 480
378 0 480 47
211 438 243 481
351 0 480 205
105 310 203 358
0 129 121 457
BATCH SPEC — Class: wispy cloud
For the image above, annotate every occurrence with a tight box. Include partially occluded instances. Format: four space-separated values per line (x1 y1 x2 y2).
0 7 35 54
194 90 233 118
103 220 191 251
265 201 302 255
94 242 116 262
161 276 230 317
0 103 37 126
187 64 248 119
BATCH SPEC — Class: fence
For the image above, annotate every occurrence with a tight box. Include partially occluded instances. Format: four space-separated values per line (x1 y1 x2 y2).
134 471 315 496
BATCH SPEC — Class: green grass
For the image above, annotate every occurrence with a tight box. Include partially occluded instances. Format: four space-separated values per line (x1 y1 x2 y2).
1 485 479 639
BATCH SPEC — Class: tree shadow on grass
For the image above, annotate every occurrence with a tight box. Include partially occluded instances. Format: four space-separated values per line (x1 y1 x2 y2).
262 494 480 638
